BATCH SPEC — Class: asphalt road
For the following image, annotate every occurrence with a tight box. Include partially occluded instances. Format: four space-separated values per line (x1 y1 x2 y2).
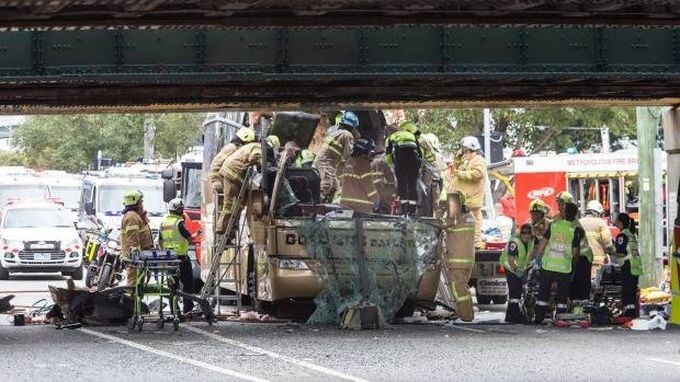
1 274 679 382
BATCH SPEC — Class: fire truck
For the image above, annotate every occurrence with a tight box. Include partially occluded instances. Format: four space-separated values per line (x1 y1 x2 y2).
513 149 666 224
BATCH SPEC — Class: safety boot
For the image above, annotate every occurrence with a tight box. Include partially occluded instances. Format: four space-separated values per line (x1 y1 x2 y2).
505 303 525 324
533 305 548 324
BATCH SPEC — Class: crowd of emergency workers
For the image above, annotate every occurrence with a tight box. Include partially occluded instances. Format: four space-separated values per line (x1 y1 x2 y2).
500 193 642 324
116 110 644 325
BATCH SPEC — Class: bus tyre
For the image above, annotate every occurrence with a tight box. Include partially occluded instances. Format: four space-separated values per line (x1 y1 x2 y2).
476 295 492 305
492 295 507 305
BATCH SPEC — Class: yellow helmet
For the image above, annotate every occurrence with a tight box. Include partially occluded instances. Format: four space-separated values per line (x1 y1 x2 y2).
123 189 143 207
399 122 418 134
556 191 574 204
529 199 547 214
235 127 256 143
266 135 280 149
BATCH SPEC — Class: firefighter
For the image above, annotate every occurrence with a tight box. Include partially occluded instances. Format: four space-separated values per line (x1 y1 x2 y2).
449 136 487 249
216 135 280 234
386 121 421 215
418 132 445 217
120 190 154 287
527 199 551 240
443 191 475 321
571 200 616 303
500 223 535 323
338 138 380 214
533 202 585 324
159 198 196 313
612 213 642 318
313 111 360 202
370 152 398 214
553 191 575 220
210 127 256 193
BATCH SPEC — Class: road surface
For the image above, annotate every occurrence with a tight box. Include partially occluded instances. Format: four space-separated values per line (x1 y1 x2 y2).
1 273 678 382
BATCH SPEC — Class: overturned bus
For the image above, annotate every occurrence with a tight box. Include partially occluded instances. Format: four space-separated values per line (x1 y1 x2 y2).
202 111 443 323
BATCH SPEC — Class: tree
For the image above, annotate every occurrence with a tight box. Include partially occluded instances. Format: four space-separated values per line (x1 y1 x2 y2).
0 151 26 166
12 113 204 172
406 107 636 154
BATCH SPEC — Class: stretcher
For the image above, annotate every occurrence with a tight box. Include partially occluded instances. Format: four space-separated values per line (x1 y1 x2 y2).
127 249 181 332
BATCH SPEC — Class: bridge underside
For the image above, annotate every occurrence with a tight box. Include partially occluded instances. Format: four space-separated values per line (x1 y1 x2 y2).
0 25 676 112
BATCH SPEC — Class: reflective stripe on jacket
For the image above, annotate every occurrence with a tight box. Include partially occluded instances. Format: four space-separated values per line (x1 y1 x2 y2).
616 229 642 276
120 210 154 259
339 156 379 214
218 142 262 183
447 151 487 208
160 213 188 256
314 128 354 198
500 236 533 277
209 143 238 185
385 131 419 165
541 220 575 274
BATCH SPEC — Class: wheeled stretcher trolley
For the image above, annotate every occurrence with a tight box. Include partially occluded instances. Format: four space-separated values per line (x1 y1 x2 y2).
127 249 181 332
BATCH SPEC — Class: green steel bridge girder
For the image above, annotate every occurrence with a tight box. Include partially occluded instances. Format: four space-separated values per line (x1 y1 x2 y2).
5 25 680 80
3 25 680 109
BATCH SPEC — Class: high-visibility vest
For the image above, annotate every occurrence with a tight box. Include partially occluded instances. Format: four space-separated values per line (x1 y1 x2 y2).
385 131 419 164
500 236 533 277
622 229 642 276
541 220 575 274
160 213 188 256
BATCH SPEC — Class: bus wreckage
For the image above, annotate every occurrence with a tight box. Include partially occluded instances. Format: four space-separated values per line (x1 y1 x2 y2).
196 111 470 328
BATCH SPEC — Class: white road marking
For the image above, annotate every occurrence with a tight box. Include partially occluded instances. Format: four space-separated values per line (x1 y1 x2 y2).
446 324 487 333
647 358 680 367
79 328 269 382
186 324 371 382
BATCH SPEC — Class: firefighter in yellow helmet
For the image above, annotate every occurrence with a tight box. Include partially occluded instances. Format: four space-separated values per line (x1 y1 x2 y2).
533 202 585 324
210 127 256 193
159 198 197 313
216 135 280 234
338 138 380 214
120 190 154 287
313 111 360 202
448 136 487 249
553 191 575 220
527 198 551 240
386 121 421 215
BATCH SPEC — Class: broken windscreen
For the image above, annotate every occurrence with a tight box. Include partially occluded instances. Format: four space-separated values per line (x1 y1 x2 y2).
294 214 440 324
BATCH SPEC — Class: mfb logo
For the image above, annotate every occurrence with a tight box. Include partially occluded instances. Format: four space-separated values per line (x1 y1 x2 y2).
527 187 555 199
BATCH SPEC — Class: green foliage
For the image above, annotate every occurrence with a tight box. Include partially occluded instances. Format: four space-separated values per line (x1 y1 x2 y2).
12 113 204 172
407 107 636 154
0 151 26 166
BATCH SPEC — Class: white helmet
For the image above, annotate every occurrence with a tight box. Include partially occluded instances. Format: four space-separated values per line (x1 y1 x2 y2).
586 200 604 215
168 198 184 214
460 136 481 151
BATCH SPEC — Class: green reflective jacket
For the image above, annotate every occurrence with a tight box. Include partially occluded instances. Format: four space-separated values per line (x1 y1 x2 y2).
541 220 575 274
160 213 188 256
500 236 533 277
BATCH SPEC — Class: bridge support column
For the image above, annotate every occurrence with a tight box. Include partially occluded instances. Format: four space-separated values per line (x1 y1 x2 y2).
637 107 661 287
